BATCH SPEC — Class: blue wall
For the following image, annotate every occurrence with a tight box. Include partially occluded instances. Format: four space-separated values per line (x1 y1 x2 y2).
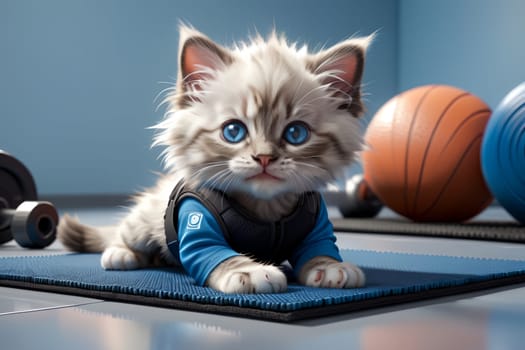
399 0 525 108
1 0 398 196
4 1 523 197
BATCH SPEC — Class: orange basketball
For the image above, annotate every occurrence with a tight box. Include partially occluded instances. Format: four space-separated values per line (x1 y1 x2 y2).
362 85 493 222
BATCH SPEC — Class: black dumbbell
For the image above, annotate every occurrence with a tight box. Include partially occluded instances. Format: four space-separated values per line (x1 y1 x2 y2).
324 174 383 218
0 150 57 248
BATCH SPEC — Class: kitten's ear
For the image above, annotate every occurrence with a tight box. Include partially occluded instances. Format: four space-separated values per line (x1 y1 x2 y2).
309 34 374 116
177 25 233 106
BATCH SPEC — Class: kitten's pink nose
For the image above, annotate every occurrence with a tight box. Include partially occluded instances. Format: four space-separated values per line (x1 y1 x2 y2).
251 154 277 168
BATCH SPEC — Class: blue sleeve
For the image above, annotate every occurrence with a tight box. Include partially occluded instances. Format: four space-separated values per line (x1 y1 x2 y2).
289 198 342 276
177 198 239 286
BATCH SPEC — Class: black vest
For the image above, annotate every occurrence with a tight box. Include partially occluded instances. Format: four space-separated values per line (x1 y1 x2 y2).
164 181 321 264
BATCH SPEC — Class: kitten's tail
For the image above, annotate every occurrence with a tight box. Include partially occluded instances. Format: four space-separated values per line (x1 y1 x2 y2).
57 214 114 252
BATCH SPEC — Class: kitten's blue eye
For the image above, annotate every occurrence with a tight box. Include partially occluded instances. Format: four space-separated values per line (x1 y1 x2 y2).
283 122 310 145
222 120 247 143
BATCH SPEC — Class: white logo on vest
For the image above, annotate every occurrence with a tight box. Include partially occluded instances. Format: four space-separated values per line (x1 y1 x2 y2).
187 212 203 230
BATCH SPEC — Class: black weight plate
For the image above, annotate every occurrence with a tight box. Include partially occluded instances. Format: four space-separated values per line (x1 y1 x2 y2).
0 150 38 244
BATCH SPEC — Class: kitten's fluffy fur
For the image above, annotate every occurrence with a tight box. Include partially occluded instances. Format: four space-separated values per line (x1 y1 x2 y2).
58 26 372 293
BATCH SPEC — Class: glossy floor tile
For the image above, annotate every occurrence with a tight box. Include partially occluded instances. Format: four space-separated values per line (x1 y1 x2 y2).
1 285 524 350
0 287 101 315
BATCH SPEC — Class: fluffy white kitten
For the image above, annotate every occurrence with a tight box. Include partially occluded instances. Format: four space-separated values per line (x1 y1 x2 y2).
58 25 372 294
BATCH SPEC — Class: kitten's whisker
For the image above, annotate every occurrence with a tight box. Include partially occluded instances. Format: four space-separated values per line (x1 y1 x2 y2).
289 168 319 192
220 173 239 206
193 163 225 179
195 161 230 170
198 175 227 193
293 160 337 187
294 161 331 174
197 168 231 189
203 168 236 192
192 164 228 181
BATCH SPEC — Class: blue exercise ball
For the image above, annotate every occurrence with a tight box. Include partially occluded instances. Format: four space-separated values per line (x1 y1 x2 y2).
481 82 525 224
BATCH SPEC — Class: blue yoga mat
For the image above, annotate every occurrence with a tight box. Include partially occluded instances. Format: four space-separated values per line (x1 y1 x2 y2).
1 250 524 322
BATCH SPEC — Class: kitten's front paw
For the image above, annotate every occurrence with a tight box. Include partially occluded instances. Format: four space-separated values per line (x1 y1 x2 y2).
226 265 287 294
101 246 145 270
209 258 287 294
301 257 365 288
